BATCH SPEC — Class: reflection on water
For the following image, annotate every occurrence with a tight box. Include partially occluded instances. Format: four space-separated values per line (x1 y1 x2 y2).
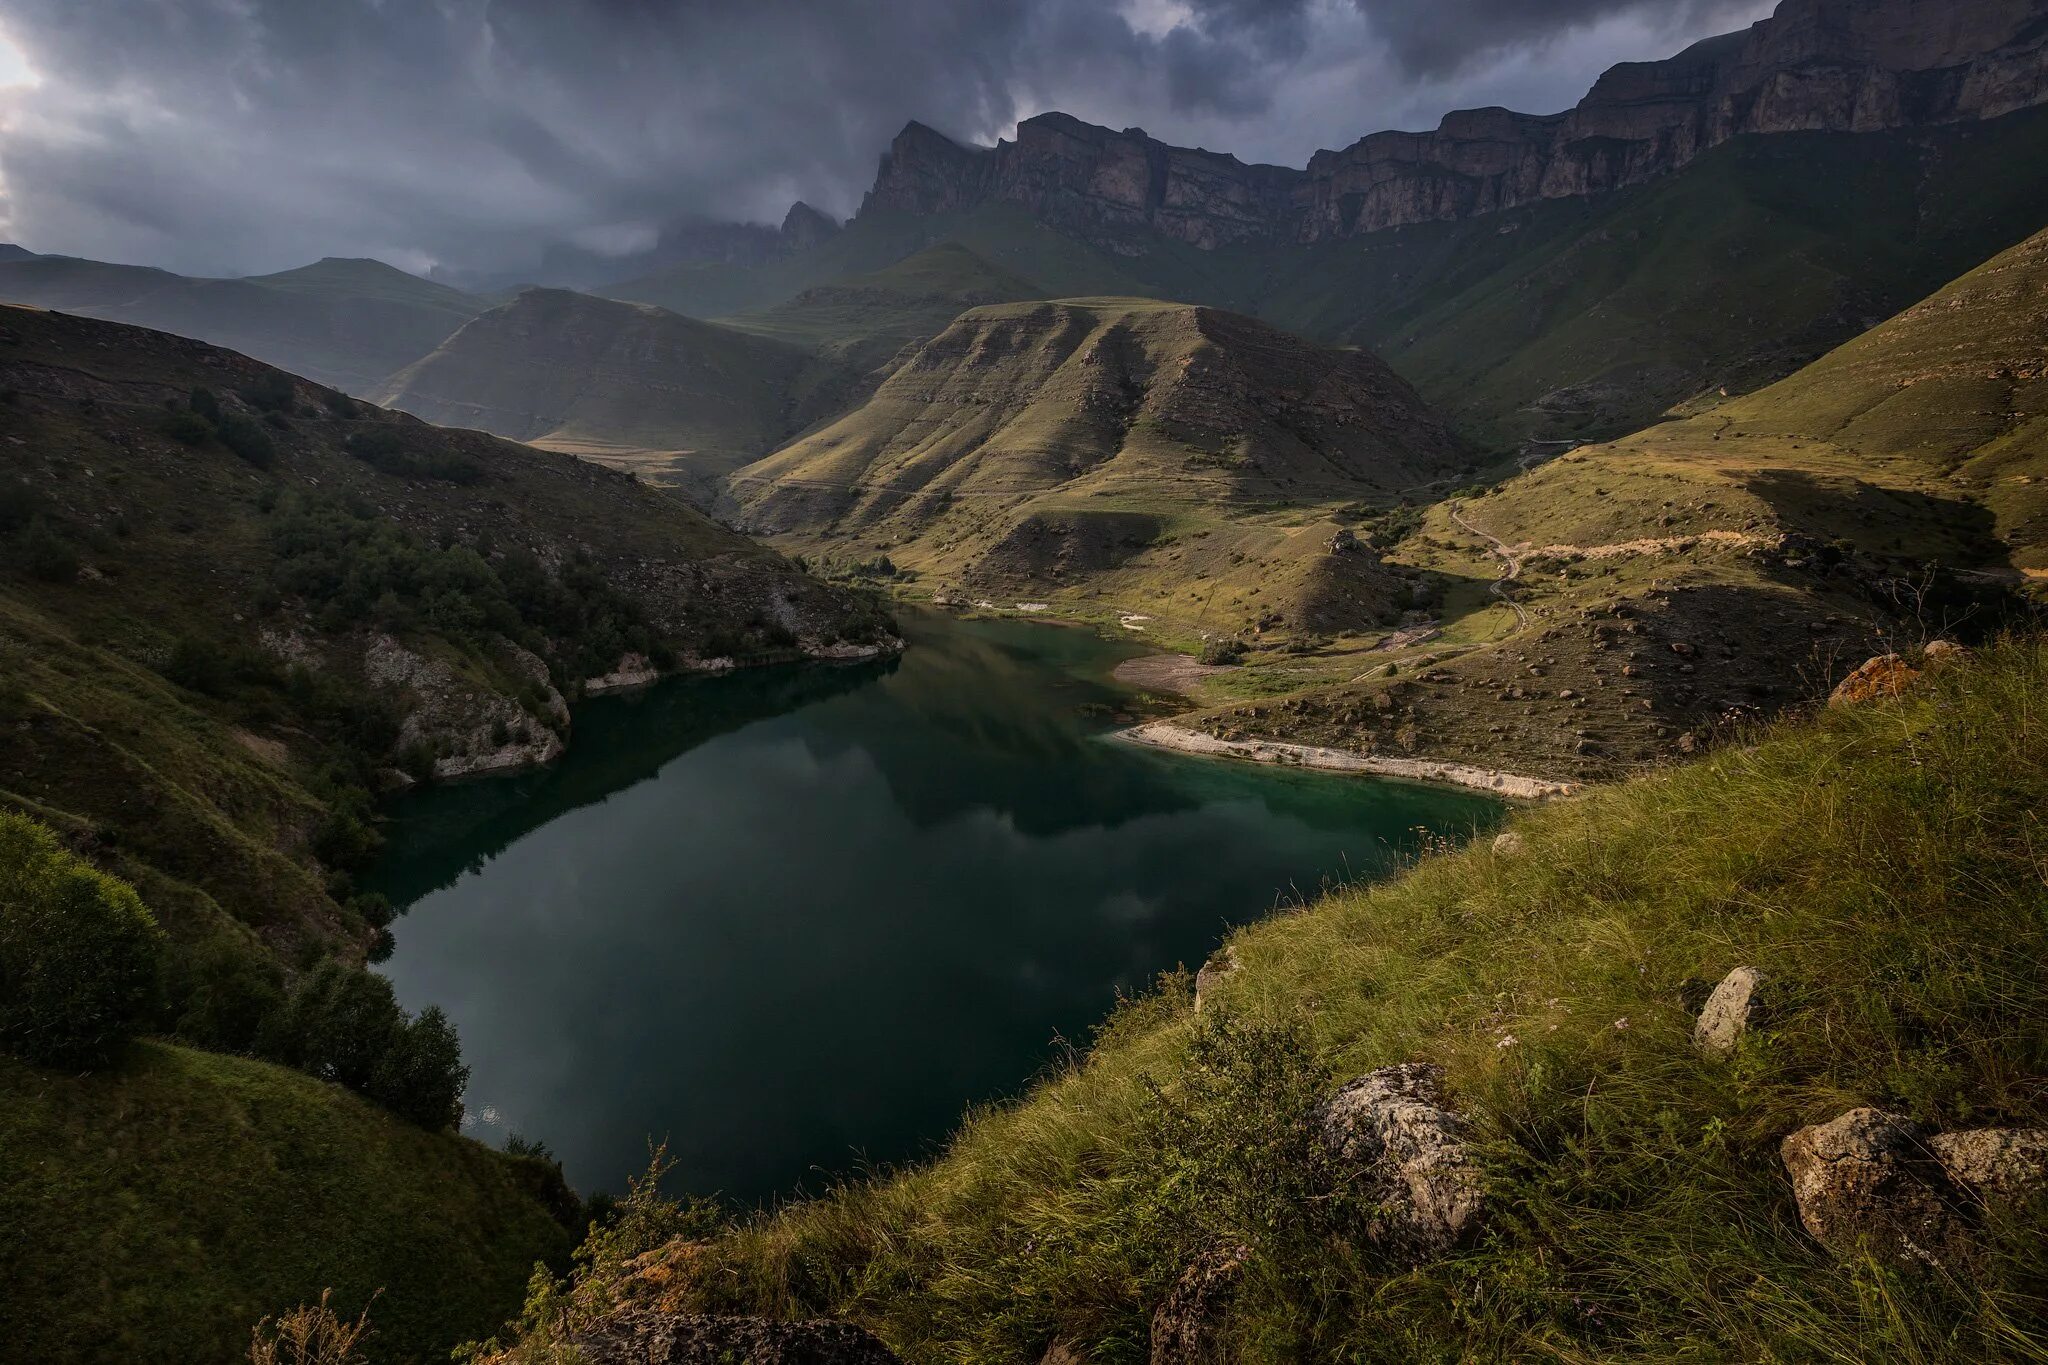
371 610 1501 1203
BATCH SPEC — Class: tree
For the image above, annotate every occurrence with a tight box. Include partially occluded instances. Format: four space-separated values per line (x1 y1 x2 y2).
368 1006 467 1129
0 811 164 1066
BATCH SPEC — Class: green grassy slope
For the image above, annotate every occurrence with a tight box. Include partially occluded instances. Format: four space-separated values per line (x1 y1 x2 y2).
514 640 2048 1364
0 304 889 1027
1159 224 2048 783
0 255 487 395
378 287 858 489
734 296 1472 636
723 242 1046 372
0 1041 574 1364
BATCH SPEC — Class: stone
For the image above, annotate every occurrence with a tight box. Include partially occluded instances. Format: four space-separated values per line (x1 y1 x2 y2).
1779 1108 1970 1267
1920 639 1970 667
1149 1244 1249 1365
1491 830 1526 857
569 1311 900 1365
1691 966 1765 1058
1316 1063 1485 1252
1829 654 1920 706
1929 1128 2048 1207
1192 947 1240 1014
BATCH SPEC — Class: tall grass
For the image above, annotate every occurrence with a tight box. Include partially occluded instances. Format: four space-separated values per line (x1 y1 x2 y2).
514 640 2048 1362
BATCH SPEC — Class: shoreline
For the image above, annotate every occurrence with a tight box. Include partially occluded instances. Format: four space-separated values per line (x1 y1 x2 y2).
1115 720 1578 800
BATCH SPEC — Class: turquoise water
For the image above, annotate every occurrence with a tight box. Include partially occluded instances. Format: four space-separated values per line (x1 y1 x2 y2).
371 610 1501 1203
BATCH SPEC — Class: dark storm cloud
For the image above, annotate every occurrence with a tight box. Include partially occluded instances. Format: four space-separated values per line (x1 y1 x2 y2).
0 0 1774 276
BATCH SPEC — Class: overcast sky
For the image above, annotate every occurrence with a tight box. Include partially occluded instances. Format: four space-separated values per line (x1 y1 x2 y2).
0 0 1774 277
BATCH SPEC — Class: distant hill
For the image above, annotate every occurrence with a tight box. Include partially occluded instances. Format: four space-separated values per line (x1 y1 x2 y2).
735 297 1471 635
0 253 486 393
0 244 35 263
379 287 861 491
724 241 1045 372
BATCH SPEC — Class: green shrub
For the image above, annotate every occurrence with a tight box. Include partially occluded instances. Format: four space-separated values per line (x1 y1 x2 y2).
239 372 297 413
188 386 221 422
0 811 164 1066
215 413 277 469
158 408 214 447
20 516 79 583
263 962 469 1129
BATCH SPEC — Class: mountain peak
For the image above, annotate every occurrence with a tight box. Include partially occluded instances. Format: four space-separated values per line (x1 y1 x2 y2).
779 201 841 250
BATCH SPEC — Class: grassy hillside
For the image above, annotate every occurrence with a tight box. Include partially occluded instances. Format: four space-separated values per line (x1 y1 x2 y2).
724 242 1046 372
1144 224 2048 783
488 639 2048 1364
0 304 890 1037
0 1041 574 1364
379 287 859 492
734 297 1472 636
0 254 486 394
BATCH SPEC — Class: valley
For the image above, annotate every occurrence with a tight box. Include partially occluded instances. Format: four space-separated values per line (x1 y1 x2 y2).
3 0 2048 1361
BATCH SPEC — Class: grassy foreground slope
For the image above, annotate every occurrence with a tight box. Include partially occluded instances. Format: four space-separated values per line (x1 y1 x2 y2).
506 641 2048 1362
0 1041 574 1364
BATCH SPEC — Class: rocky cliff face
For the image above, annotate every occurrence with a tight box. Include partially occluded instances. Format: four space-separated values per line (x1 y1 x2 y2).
860 0 2048 249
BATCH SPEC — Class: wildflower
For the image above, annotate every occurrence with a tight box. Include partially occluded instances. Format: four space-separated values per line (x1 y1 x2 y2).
1496 1034 1519 1050
1614 1017 1631 1031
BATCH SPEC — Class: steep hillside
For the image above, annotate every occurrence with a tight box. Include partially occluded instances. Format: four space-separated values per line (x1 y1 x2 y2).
1156 225 2048 785
734 298 1471 635
380 288 859 491
0 1041 575 1365
0 304 893 1042
0 254 486 394
482 641 2048 1365
724 242 1045 373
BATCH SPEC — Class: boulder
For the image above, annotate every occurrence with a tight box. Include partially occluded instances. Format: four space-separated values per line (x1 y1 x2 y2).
1779 1108 1969 1267
1691 966 1765 1059
1149 1243 1249 1365
1929 1128 2048 1208
1193 947 1240 1014
1828 654 1919 707
1316 1063 1485 1252
1491 829 1526 857
568 1311 901 1365
1920 639 1970 667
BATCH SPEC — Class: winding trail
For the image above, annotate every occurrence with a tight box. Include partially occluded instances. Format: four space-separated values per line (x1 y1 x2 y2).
1448 501 1529 629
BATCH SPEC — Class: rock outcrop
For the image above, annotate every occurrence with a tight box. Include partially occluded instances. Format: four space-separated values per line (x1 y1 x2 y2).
363 634 567 780
1316 1063 1486 1253
1779 1108 1971 1267
862 0 2048 249
568 1311 901 1365
1828 653 1920 705
1192 947 1239 1014
1929 1128 2048 1207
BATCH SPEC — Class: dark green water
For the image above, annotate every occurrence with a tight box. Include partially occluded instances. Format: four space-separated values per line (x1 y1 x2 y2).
372 610 1500 1203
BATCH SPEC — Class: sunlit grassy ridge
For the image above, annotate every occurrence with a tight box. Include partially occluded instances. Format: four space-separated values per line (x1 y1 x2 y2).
522 641 2048 1362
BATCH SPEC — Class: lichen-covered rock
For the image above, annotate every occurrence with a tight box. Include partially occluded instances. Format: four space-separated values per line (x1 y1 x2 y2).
1828 653 1919 706
1193 946 1239 1014
1149 1243 1249 1365
1692 965 1765 1058
1920 638 1970 666
568 1310 901 1365
1779 1108 1969 1267
1929 1128 2048 1207
1316 1063 1485 1252
1491 829 1526 857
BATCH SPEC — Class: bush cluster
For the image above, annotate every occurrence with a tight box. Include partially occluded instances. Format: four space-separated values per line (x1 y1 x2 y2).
0 811 164 1066
262 961 468 1129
